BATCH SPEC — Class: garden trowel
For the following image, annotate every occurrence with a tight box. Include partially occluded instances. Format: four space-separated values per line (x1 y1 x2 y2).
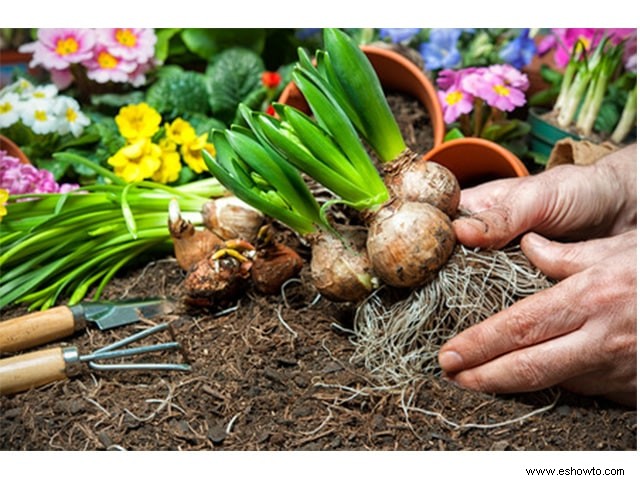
0 298 174 354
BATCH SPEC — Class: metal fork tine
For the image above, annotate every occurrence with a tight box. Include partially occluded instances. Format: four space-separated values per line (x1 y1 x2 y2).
83 322 190 372
94 323 171 353
88 361 192 372
81 342 182 362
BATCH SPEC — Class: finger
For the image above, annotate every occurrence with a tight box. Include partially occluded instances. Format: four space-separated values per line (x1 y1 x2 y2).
445 330 594 394
453 206 518 249
521 230 637 280
438 280 582 374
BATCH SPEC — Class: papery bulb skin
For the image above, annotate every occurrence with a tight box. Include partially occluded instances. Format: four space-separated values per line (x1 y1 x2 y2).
366 199 456 288
310 227 378 303
182 251 252 307
385 155 460 218
251 242 304 295
202 196 265 242
168 198 222 271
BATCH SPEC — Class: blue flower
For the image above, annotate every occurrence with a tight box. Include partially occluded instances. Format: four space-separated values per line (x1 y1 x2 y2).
419 29 464 71
378 28 421 43
499 29 537 69
295 29 322 40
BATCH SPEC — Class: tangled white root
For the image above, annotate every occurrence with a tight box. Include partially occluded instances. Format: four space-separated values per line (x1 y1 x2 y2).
351 244 554 389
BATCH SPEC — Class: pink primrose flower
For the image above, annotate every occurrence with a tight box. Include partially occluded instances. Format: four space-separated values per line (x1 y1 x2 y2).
438 86 474 124
537 28 636 68
0 150 78 194
436 67 481 91
83 47 137 84
95 28 157 63
126 59 158 87
20 28 96 71
487 64 529 91
472 70 526 112
48 68 75 90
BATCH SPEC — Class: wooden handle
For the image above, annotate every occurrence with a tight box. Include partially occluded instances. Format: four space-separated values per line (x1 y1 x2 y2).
0 347 69 395
0 306 76 353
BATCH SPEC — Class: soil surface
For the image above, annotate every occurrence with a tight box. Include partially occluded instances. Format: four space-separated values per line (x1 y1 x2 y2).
1 92 636 451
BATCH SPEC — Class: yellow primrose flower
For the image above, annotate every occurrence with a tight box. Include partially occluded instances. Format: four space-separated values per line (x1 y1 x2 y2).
165 118 196 145
115 102 161 140
152 138 182 184
0 188 8 221
108 138 162 183
181 133 215 174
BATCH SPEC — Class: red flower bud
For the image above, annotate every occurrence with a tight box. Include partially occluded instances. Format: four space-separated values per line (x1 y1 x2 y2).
265 105 276 116
261 71 281 89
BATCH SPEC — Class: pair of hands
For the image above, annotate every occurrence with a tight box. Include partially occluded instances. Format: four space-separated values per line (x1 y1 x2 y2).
438 145 637 406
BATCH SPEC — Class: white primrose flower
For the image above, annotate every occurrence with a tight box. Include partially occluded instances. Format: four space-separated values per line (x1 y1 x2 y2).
54 96 90 137
0 92 22 128
0 78 34 98
20 98 60 135
23 83 59 102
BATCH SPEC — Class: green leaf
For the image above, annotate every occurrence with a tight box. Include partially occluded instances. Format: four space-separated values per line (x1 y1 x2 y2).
146 69 211 117
444 128 465 141
182 28 266 60
206 48 265 124
322 28 406 162
154 28 182 63
204 137 317 235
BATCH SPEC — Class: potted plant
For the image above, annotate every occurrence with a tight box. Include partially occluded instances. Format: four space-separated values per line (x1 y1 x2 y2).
429 63 531 184
526 29 637 164
278 42 446 150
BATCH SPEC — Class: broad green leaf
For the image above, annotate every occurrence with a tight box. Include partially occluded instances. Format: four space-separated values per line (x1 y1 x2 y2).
206 48 265 124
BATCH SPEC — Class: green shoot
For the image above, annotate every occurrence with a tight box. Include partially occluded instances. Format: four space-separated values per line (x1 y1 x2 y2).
204 128 329 236
611 82 637 143
0 157 226 310
294 28 407 163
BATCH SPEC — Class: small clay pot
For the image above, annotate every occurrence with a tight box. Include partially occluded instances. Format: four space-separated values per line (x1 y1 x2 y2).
0 135 30 165
422 137 529 188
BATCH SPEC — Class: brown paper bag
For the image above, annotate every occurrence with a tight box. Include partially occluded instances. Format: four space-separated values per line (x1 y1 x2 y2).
546 138 618 169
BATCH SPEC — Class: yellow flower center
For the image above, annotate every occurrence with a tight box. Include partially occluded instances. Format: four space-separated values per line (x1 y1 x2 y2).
0 102 13 114
115 29 137 47
576 35 591 53
493 84 510 97
34 91 46 99
97 51 119 70
34 110 48 122
65 108 78 123
55 37 79 56
445 90 463 106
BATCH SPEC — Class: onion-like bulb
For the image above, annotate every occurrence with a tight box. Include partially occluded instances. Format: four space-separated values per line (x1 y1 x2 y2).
251 242 304 294
385 159 460 218
169 199 222 271
310 226 379 303
182 249 253 307
366 199 456 288
202 196 265 242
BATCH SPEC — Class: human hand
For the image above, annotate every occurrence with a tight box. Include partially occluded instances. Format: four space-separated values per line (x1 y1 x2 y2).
453 144 637 249
438 229 636 406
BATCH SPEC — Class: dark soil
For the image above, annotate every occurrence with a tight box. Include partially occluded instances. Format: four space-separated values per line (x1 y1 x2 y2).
0 92 636 451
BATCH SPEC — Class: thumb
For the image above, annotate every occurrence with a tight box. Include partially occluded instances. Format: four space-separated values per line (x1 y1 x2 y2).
520 231 635 280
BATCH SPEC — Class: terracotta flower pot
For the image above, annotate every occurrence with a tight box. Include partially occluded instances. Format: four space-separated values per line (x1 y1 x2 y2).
277 45 445 150
0 135 30 165
422 137 529 188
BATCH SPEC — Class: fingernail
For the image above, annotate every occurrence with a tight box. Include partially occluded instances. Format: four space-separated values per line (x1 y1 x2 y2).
438 350 464 372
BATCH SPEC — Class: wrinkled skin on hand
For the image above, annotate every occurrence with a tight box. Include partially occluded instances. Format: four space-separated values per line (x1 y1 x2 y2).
439 145 637 407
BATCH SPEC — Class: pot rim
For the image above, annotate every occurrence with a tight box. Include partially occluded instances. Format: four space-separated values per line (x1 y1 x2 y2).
0 134 30 165
423 137 530 180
